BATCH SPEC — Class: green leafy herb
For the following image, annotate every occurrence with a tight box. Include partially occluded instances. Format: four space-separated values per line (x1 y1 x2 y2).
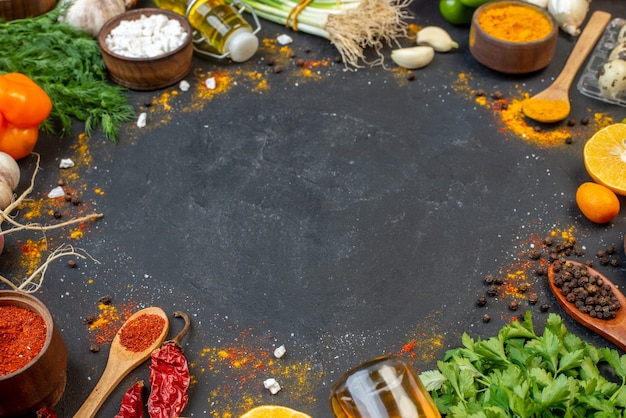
420 312 626 416
0 6 135 140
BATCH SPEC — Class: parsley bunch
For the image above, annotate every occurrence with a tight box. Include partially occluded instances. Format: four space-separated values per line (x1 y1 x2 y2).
421 312 626 417
0 6 135 141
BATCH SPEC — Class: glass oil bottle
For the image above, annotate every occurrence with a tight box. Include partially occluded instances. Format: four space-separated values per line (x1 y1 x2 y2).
153 0 261 62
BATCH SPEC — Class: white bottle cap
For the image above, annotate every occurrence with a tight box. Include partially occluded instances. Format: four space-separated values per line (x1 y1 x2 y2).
225 27 259 62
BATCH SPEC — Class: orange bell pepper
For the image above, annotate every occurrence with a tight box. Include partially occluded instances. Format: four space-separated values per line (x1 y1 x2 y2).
0 73 52 128
0 73 52 159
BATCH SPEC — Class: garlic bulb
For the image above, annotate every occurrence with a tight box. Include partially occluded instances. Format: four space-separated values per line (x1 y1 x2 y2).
0 152 20 191
523 0 548 8
59 0 126 37
547 0 590 36
0 180 13 211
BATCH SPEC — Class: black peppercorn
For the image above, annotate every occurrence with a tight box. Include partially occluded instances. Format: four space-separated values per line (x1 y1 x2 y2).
482 314 491 323
509 300 520 311
539 303 550 312
476 296 487 307
89 344 100 353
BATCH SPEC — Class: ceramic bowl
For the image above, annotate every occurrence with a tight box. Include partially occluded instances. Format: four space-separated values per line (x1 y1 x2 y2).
469 0 558 74
0 291 67 417
0 0 56 20
98 8 194 91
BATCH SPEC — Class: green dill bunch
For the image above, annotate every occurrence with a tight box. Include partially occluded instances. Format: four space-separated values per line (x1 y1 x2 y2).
0 6 135 141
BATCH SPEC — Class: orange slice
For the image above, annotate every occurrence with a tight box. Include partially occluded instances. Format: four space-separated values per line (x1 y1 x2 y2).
583 123 626 195
239 405 312 418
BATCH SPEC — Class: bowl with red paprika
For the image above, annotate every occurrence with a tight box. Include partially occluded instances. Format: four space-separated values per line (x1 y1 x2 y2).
469 0 558 74
0 290 68 417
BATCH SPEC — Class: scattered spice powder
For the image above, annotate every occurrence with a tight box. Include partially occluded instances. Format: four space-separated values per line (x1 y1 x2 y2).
88 301 135 345
452 72 616 147
193 329 322 417
0 305 47 376
119 313 165 352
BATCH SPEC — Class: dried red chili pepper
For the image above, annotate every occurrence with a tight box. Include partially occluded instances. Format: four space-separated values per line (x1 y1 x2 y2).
115 380 145 418
36 407 57 418
148 311 190 418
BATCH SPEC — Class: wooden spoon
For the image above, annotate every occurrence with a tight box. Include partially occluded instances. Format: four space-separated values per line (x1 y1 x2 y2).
547 260 626 351
522 11 612 123
73 307 170 418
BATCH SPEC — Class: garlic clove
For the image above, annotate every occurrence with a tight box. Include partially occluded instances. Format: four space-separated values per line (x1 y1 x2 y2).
416 26 458 52
391 46 435 69
0 152 20 191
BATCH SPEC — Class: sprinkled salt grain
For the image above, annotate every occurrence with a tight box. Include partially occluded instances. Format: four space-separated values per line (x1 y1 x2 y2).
263 378 281 394
48 186 65 199
137 112 147 128
273 345 286 358
179 80 190 91
105 14 188 58
59 158 75 169
276 34 293 45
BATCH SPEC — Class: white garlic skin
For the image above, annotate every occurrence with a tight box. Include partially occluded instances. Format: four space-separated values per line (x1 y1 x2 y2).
391 46 435 69
0 152 20 191
547 0 590 36
523 0 548 8
59 0 126 37
416 26 458 53
598 59 626 101
0 180 14 211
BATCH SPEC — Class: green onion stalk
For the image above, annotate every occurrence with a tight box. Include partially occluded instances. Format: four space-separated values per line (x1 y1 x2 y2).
238 0 413 67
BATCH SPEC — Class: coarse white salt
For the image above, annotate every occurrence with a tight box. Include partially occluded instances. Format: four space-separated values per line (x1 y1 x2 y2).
205 77 216 90
263 378 281 395
59 158 75 169
179 80 190 91
277 34 293 45
137 112 147 128
273 345 286 359
48 186 65 199
105 14 188 58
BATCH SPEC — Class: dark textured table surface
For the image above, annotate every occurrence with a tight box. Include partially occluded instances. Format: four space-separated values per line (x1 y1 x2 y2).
4 0 626 416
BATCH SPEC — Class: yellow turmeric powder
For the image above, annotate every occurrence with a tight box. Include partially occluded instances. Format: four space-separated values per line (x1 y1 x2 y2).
478 3 553 43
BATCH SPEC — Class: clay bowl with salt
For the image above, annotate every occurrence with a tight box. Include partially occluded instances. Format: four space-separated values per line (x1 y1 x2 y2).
98 8 193 91
469 0 558 74
0 0 56 21
0 290 68 417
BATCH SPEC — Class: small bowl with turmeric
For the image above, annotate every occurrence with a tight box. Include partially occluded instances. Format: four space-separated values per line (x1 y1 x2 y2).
469 0 558 74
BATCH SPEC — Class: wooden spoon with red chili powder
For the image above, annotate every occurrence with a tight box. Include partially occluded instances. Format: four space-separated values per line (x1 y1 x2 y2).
73 307 169 418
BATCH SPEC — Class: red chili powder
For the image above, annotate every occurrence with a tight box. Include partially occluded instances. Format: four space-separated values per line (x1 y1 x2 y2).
0 305 47 376
119 314 165 352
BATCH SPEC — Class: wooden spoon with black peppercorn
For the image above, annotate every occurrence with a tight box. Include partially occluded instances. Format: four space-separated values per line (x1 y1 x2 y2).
548 260 626 351
73 307 170 418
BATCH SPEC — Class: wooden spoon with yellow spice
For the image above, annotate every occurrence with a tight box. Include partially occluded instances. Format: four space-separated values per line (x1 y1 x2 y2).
522 11 611 123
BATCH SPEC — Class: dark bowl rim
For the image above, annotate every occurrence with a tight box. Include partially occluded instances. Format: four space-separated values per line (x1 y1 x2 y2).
472 0 558 47
98 8 193 62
